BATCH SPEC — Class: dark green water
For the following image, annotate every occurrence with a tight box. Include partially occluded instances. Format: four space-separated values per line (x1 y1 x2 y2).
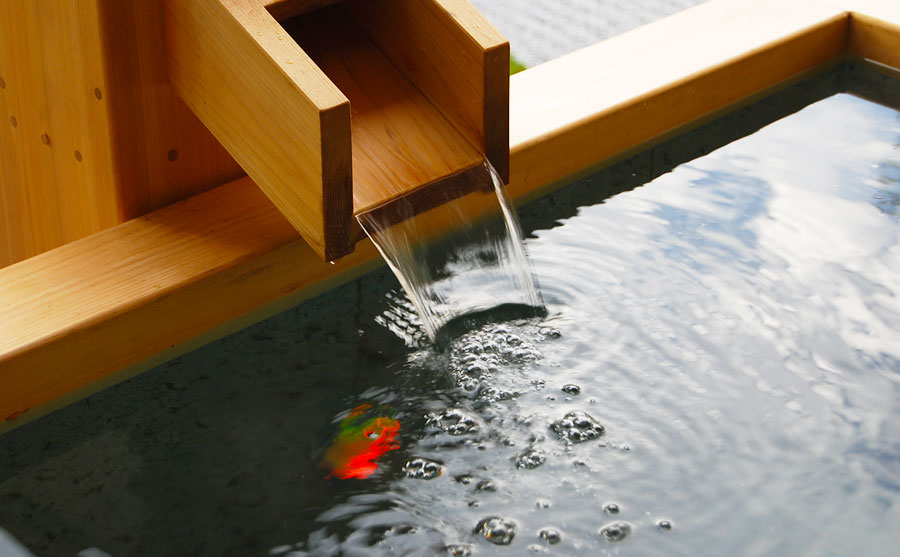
1 90 899 556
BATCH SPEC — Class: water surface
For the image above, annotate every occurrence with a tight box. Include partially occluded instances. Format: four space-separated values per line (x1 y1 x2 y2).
291 93 900 555
1 93 899 557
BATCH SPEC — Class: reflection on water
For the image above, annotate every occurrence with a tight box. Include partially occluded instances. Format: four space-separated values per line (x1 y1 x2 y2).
1 93 899 556
289 94 900 555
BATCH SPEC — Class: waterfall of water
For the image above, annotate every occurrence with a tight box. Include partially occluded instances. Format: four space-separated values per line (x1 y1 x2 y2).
357 160 544 345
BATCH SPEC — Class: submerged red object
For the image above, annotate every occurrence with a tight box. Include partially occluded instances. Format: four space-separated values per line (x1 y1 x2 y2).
321 404 401 479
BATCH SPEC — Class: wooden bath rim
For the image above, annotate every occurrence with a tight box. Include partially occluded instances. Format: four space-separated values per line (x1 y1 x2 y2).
1 0 899 432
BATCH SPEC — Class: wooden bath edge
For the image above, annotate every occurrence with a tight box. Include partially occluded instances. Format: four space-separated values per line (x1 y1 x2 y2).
2 0 899 433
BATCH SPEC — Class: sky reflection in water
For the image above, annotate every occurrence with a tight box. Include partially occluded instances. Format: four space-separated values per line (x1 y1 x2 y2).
296 93 900 556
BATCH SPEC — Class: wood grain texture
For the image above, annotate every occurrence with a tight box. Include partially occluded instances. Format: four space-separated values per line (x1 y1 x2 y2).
97 0 245 218
282 4 483 216
345 0 510 183
0 176 380 427
358 161 495 232
0 0 244 269
0 1 119 266
7 0 900 431
165 0 353 260
507 0 849 203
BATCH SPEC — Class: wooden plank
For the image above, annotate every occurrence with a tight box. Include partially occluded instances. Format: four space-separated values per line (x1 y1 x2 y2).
0 1 244 269
345 0 510 183
35 0 121 242
97 0 245 218
164 0 353 260
281 4 483 216
507 0 848 202
0 176 381 427
0 34 35 267
0 3 64 261
847 2 900 70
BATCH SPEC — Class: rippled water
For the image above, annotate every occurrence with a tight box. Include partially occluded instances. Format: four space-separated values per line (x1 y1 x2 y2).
285 93 900 556
3 92 899 557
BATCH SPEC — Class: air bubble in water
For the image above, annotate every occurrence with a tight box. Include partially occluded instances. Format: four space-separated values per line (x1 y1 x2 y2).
539 327 561 339
403 458 443 480
657 520 672 531
425 408 480 435
475 479 497 492
538 527 561 544
561 384 581 395
550 411 605 443
446 543 473 556
600 521 632 542
464 362 489 376
604 502 620 515
515 447 547 469
474 516 517 545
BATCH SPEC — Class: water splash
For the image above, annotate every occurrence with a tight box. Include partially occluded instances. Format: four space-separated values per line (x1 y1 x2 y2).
358 161 544 344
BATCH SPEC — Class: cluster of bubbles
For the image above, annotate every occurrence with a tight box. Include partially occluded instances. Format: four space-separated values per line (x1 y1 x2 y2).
288 320 673 554
446 323 548 399
424 407 481 436
550 410 606 443
401 457 443 480
514 446 547 469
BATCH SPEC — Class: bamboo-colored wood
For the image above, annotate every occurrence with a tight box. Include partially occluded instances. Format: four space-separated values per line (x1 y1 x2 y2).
0 1 244 269
847 6 900 70
3 0 900 432
165 0 507 255
0 177 379 427
507 0 849 203
0 1 118 266
344 0 510 183
96 0 245 217
281 4 484 216
165 0 353 261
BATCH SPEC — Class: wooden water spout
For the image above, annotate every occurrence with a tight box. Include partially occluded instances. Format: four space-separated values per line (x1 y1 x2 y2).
0 0 508 426
166 0 510 260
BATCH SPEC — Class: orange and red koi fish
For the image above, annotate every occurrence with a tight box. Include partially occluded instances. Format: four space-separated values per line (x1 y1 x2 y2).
320 403 401 479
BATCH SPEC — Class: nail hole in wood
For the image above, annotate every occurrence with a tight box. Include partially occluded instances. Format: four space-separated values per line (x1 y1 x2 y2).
94 87 102 100
41 133 50 145
9 116 16 128
0 76 6 89
74 150 83 162
167 149 179 162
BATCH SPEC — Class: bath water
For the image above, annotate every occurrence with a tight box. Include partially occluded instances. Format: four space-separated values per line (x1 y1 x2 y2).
1 92 899 556
288 92 900 555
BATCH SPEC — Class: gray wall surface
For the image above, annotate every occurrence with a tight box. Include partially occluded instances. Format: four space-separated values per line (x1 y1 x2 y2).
470 0 709 66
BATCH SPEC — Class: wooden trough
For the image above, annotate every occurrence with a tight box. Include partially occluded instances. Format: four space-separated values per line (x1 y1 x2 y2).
1 0 899 431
